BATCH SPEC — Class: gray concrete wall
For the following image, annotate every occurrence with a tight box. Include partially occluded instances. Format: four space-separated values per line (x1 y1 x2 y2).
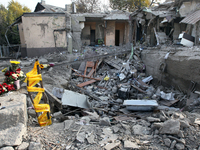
141 47 200 92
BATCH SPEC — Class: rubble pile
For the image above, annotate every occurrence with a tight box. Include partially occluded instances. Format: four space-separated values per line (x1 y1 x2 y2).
25 109 200 150
1 46 200 150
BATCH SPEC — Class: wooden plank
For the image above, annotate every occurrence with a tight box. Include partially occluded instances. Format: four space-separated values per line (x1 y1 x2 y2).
131 85 146 93
77 77 102 87
87 68 95 77
74 74 102 81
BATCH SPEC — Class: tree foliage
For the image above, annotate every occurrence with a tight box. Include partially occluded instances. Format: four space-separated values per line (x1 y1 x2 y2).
73 0 102 13
0 0 31 45
110 0 151 12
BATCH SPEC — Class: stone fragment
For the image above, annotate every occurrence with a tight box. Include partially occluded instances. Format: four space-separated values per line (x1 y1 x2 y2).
112 86 118 93
86 134 95 144
0 147 14 150
146 117 161 122
124 140 139 149
170 140 177 149
104 141 121 150
0 94 27 131
76 132 86 143
116 99 123 103
17 142 29 150
163 138 171 147
159 119 180 135
0 123 26 147
180 120 190 128
99 117 111 126
151 123 163 129
28 142 42 150
177 131 184 138
64 120 74 130
175 143 185 150
132 125 150 135
113 126 120 133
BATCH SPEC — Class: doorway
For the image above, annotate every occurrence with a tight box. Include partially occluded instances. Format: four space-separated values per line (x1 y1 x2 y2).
115 30 120 46
90 30 95 46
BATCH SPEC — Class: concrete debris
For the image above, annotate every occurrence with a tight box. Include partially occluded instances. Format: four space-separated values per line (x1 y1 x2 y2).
159 119 180 135
99 117 111 126
163 138 171 147
76 132 86 143
62 90 91 109
17 142 29 150
0 147 14 150
2 30 200 150
123 100 158 111
104 141 121 150
124 140 139 149
28 142 42 150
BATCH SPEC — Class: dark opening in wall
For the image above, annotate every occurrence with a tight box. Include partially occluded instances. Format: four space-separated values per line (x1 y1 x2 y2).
115 30 120 46
90 30 95 46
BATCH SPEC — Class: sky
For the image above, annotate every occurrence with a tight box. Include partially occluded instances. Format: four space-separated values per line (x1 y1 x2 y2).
1 0 165 12
1 0 109 11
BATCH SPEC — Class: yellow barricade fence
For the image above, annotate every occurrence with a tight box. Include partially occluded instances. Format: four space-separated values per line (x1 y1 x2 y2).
25 60 52 127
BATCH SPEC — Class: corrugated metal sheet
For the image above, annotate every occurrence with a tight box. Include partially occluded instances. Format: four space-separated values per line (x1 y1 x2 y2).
180 10 200 25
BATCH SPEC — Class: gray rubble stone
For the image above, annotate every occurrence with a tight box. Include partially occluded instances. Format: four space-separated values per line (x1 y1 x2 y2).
146 117 161 122
0 147 14 150
64 120 74 130
17 142 29 150
113 126 120 133
0 93 27 131
86 134 95 144
124 140 139 149
159 119 180 135
112 86 117 93
151 123 164 129
38 58 48 63
163 138 171 147
0 123 26 147
170 140 177 149
20 61 33 67
76 132 86 143
175 143 185 150
116 99 123 103
132 124 150 135
180 119 190 128
177 131 184 138
160 115 167 122
28 142 42 150
99 117 111 126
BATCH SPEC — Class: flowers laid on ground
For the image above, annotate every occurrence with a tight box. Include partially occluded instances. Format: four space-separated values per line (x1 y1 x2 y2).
0 83 15 95
0 60 26 95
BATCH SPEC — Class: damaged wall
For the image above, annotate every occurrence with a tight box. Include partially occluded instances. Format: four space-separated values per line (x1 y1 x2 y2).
106 21 115 46
20 13 67 57
179 0 200 17
115 22 125 45
142 48 200 92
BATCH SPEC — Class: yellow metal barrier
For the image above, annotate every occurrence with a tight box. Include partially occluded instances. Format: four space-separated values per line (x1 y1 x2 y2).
25 60 52 127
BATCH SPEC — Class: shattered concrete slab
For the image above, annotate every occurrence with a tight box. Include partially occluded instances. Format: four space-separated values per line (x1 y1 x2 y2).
0 123 26 147
62 90 91 109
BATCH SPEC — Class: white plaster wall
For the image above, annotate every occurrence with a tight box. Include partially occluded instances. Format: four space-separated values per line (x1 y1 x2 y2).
22 15 67 48
18 23 26 47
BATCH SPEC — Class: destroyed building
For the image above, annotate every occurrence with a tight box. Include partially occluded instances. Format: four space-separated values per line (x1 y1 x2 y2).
130 0 200 47
15 0 132 57
2 0 200 150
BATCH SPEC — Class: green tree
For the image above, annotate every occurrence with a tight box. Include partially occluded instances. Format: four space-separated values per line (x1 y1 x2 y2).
73 0 102 13
0 0 31 45
110 0 150 12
